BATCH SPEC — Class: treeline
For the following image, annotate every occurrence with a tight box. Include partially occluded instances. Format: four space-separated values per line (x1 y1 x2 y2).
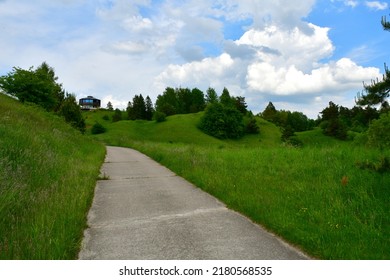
260 102 315 145
0 62 86 133
319 102 382 140
107 86 259 139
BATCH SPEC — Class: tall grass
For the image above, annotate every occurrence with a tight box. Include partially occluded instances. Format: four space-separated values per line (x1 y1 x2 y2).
0 94 105 259
132 143 389 259
86 111 390 259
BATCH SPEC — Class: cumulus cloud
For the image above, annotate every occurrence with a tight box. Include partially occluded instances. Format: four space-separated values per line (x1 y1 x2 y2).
156 19 381 116
157 21 379 95
365 1 389 10
246 58 380 95
0 0 384 116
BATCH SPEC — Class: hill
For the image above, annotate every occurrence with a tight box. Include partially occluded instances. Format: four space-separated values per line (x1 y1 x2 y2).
0 93 105 259
83 110 390 259
83 109 282 148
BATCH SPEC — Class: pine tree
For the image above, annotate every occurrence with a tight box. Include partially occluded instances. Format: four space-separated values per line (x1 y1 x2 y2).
205 87 218 104
261 102 277 122
145 96 154 120
357 15 390 108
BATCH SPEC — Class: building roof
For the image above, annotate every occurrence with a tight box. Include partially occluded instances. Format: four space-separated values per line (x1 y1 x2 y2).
80 96 100 101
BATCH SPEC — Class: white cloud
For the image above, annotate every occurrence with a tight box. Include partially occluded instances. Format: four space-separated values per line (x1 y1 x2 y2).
0 0 384 117
155 53 235 89
156 20 381 117
237 24 334 71
365 1 389 10
246 58 380 95
344 1 359 8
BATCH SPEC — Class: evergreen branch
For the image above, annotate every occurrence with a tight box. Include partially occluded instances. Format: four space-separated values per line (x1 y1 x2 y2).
382 16 390 31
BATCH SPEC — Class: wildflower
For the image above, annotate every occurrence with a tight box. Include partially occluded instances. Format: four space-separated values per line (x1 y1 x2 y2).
341 176 349 186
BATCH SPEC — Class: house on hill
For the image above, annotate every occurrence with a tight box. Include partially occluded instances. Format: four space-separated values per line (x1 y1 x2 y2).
79 96 101 110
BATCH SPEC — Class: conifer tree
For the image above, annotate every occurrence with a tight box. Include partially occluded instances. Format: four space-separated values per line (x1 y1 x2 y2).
357 15 390 109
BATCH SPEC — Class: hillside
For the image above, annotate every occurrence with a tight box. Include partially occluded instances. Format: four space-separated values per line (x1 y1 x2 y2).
83 109 390 259
83 109 282 148
0 93 105 259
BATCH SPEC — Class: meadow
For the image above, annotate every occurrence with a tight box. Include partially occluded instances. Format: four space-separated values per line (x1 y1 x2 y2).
0 94 105 259
86 110 390 259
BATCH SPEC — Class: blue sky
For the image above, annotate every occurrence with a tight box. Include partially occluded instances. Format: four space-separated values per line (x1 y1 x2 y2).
0 0 389 117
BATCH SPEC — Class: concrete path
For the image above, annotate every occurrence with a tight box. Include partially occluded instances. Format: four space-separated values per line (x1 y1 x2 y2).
79 146 309 260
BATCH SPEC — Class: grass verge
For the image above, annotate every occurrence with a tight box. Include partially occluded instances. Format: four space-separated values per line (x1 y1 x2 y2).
0 94 106 259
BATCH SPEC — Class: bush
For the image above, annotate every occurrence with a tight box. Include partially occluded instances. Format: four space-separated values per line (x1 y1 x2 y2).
367 112 390 149
58 94 86 133
198 103 244 139
112 109 123 122
154 111 166 123
357 156 390 173
244 113 260 134
91 122 106 134
321 119 348 140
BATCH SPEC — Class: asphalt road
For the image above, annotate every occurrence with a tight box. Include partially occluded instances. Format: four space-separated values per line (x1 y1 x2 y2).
78 146 309 260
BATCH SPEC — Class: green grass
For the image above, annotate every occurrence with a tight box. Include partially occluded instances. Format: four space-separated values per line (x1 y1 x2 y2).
85 111 390 259
0 94 106 259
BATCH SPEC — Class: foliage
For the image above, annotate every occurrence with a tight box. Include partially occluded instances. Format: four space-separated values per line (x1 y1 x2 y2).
0 62 90 134
356 15 390 108
357 64 390 108
262 102 314 132
367 112 390 149
127 94 154 121
244 112 260 134
357 156 390 173
198 102 244 139
155 87 205 116
58 93 86 133
145 96 154 120
106 101 114 111
219 87 235 107
112 108 123 122
153 111 167 123
261 102 277 122
320 102 348 140
91 122 106 134
127 94 146 120
205 87 218 104
0 62 63 111
261 102 314 144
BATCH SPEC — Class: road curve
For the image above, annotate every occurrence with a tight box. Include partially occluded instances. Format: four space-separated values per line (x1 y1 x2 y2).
78 146 309 260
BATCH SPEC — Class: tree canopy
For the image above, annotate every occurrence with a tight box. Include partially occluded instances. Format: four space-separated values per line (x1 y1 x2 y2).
0 62 63 111
0 62 86 132
356 15 390 109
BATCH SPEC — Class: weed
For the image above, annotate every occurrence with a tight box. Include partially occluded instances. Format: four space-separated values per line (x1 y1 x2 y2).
97 173 110 180
356 156 390 173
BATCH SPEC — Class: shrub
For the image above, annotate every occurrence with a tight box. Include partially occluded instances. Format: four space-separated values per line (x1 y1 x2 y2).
91 122 106 134
357 156 390 173
112 109 123 122
154 111 166 123
244 112 260 134
367 112 390 149
198 103 244 139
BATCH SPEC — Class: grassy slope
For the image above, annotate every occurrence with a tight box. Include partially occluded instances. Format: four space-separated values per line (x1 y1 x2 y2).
0 94 105 259
86 110 390 260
